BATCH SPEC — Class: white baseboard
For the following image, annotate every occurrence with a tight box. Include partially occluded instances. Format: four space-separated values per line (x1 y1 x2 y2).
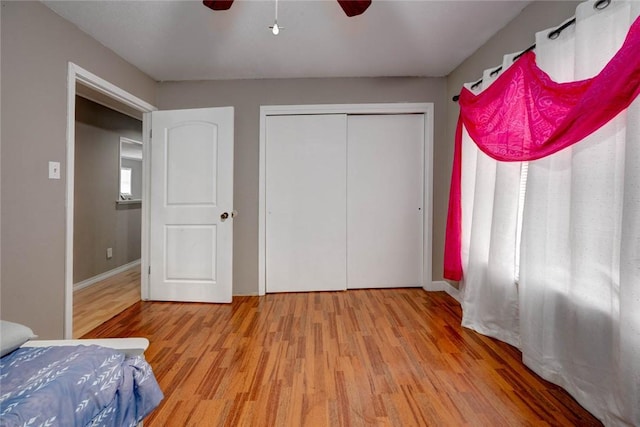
427 280 461 303
74 259 141 291
232 292 259 297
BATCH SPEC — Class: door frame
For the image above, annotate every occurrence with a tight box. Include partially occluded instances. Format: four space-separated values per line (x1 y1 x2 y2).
65 63 156 338
258 103 434 296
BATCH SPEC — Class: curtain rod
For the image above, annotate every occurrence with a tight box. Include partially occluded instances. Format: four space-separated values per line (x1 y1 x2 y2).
451 0 610 102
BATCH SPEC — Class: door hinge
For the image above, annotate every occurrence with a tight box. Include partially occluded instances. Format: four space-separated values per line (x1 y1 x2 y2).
148 266 151 275
149 129 152 139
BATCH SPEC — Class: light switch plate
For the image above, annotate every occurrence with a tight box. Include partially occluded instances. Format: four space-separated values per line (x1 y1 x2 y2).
48 161 61 179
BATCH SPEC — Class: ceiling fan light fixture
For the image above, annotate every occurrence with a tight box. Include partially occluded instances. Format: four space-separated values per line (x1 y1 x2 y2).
337 0 371 17
202 0 234 11
269 0 283 35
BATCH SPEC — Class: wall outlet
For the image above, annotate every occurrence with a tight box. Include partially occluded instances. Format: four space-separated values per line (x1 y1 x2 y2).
106 247 113 259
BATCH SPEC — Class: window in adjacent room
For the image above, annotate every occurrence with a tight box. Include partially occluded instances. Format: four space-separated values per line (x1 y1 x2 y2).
120 167 132 198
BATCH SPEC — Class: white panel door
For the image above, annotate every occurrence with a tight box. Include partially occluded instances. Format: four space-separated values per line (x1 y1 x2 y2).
266 114 347 293
347 114 424 289
149 107 234 302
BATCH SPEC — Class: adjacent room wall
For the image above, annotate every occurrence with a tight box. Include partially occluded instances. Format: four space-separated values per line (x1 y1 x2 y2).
74 96 142 284
0 1 156 339
157 78 448 295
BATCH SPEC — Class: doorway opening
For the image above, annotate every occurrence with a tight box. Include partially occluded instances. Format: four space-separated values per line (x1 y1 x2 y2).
65 63 156 339
72 94 143 337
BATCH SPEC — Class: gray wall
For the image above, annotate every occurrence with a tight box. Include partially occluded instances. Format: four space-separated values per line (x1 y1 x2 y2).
1 1 156 339
157 78 448 295
74 97 142 284
157 0 582 294
0 0 584 337
444 1 581 282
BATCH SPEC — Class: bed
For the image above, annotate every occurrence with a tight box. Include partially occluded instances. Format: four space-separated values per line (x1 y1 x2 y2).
0 321 163 427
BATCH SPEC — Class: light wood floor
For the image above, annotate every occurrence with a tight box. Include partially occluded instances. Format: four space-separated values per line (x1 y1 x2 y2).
84 289 602 426
73 266 141 338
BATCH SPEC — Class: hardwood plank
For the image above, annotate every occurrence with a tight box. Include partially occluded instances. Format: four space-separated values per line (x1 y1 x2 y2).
73 266 140 338
83 289 603 426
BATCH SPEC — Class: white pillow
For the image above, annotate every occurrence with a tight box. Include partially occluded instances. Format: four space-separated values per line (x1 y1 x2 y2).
1 320 37 357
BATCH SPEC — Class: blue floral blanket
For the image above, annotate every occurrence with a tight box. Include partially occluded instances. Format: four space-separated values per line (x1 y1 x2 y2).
0 345 163 427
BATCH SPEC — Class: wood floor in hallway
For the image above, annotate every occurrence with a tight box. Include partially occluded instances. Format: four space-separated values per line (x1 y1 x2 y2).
84 289 602 426
73 266 141 338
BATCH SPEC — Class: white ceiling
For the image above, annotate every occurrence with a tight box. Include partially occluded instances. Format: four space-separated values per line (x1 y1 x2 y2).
43 0 532 82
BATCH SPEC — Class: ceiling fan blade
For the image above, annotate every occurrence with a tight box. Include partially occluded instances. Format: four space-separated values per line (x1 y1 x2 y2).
202 0 234 11
337 0 371 17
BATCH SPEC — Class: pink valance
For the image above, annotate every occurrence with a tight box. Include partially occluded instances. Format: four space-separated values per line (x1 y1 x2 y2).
444 15 640 281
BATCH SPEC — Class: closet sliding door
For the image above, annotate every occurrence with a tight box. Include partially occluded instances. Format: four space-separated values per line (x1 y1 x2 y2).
264 110 425 293
265 114 348 292
347 114 424 289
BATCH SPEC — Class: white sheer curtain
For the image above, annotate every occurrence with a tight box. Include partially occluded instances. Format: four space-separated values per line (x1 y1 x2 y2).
520 1 640 425
458 1 640 425
459 55 523 347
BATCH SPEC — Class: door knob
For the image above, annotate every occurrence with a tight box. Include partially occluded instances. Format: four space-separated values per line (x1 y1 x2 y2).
221 212 229 220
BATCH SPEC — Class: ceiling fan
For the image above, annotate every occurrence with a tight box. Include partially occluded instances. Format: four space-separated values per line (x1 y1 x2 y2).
202 0 372 17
